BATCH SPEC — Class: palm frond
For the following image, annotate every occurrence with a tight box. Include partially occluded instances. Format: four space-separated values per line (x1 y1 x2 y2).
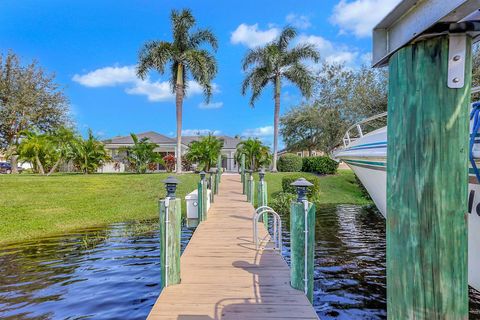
277 26 297 50
241 67 271 107
189 29 218 51
283 62 316 98
284 43 320 65
184 49 217 102
137 41 173 79
171 9 195 50
242 47 267 71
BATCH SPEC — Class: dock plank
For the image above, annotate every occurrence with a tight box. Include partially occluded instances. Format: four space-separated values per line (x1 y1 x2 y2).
147 174 318 320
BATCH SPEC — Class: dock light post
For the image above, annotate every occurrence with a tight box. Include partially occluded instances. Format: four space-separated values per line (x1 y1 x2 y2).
372 2 477 318
289 178 315 303
257 169 269 227
198 171 207 222
160 176 181 289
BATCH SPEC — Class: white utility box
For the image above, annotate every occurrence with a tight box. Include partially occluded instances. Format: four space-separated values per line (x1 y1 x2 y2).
185 189 211 219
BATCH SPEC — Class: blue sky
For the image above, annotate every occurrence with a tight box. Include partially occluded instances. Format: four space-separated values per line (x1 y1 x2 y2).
0 0 399 147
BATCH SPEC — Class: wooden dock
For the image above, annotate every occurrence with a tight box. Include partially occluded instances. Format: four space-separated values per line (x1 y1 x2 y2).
148 173 318 320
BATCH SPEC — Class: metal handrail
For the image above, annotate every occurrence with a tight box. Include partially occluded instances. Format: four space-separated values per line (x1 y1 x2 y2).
342 112 387 147
253 207 282 252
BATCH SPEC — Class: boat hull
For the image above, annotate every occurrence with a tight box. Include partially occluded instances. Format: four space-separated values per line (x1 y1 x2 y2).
335 127 480 291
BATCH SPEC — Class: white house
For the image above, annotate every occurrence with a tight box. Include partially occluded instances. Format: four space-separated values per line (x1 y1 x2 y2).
101 131 241 173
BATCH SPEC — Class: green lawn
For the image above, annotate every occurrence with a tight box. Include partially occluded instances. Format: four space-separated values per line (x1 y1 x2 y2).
0 169 369 245
258 169 371 205
0 173 199 244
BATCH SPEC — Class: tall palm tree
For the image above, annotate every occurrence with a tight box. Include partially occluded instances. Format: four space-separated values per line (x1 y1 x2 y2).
241 26 320 172
235 138 272 171
136 9 218 173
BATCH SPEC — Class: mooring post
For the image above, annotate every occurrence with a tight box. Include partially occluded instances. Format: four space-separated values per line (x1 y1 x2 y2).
217 154 222 183
257 169 268 227
160 176 181 290
241 154 246 194
386 35 471 318
208 169 215 203
198 171 206 222
247 170 255 204
213 168 219 195
289 178 315 303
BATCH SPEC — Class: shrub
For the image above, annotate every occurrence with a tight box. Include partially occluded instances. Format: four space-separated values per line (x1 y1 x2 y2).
302 156 338 175
269 192 297 215
163 154 176 172
281 174 320 198
277 153 302 172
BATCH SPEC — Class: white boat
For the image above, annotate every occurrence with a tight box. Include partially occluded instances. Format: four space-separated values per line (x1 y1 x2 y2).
333 109 480 292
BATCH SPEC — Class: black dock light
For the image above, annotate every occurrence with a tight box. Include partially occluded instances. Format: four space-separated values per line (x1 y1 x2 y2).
163 176 179 199
200 170 206 181
259 168 266 182
291 178 313 202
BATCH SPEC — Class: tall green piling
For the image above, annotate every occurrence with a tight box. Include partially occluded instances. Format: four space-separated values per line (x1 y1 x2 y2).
209 172 215 203
217 154 222 183
247 173 254 203
198 171 207 222
160 177 181 289
289 178 315 302
241 154 246 194
386 35 470 318
258 170 268 227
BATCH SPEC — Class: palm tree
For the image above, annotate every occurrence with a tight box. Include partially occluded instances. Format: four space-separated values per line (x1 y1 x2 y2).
122 133 162 173
185 134 223 172
235 138 272 171
136 9 218 174
17 130 50 175
71 130 110 174
241 26 320 172
46 127 77 176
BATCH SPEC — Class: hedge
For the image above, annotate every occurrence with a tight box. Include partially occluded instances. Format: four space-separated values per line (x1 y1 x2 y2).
277 153 303 172
302 156 338 175
281 174 320 198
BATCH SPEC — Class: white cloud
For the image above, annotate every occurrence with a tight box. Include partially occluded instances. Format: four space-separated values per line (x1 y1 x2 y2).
297 34 358 66
231 24 280 48
242 126 274 137
198 101 223 109
182 129 221 136
286 14 311 30
73 65 215 102
330 0 400 38
72 65 138 87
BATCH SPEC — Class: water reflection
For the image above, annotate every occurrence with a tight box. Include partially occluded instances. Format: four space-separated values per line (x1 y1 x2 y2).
277 204 480 320
0 221 193 320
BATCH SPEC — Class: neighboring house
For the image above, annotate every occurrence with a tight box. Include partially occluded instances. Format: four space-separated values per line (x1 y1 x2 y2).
101 131 241 173
277 148 325 158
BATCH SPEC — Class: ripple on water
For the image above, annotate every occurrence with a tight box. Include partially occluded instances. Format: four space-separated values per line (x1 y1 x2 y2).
0 220 193 320
0 207 479 319
276 204 480 320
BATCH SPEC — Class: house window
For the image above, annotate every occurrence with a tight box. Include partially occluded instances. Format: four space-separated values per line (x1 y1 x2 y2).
312 151 316 156
297 152 302 157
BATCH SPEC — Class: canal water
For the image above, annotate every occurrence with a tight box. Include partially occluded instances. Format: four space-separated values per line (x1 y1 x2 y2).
0 206 479 319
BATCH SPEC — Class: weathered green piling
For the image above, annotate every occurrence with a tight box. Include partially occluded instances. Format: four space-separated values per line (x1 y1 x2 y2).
258 169 268 227
247 172 255 203
160 177 181 289
289 178 315 302
208 170 215 203
241 154 246 194
198 171 206 222
387 35 470 318
217 154 222 183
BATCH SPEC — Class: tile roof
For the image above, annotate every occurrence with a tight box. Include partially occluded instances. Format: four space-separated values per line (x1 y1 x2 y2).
180 135 242 149
104 131 176 144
